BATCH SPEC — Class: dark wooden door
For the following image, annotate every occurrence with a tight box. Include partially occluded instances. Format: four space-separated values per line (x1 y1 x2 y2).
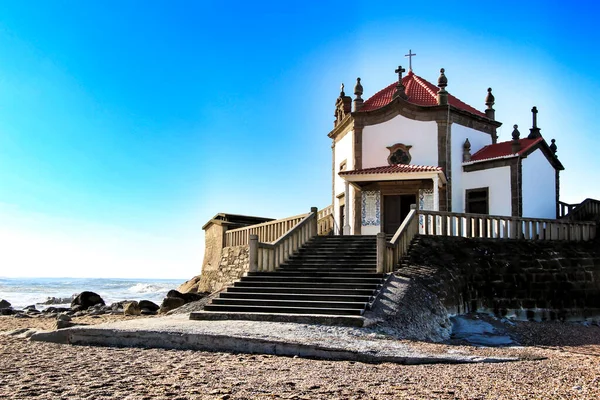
384 194 417 234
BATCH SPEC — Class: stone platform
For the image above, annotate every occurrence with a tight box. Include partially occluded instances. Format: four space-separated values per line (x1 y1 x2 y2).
29 314 517 365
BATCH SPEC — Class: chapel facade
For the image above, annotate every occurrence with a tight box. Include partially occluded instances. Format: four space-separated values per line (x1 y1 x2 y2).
330 62 563 236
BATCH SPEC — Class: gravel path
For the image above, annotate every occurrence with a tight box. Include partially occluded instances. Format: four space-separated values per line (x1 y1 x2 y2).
1 315 599 399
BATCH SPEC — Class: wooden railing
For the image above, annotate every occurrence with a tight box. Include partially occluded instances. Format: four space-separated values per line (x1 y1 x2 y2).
419 210 597 241
317 205 334 235
225 212 309 247
249 208 318 272
560 198 600 222
378 207 597 273
380 205 419 273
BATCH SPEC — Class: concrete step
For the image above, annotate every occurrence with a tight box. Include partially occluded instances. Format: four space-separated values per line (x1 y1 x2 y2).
240 276 383 284
219 292 373 302
280 263 376 268
277 267 377 272
233 281 381 289
189 311 366 327
225 286 377 296
203 304 364 316
212 298 368 309
247 271 383 278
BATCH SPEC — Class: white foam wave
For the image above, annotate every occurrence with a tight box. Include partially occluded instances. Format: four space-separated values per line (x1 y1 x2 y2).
127 283 171 294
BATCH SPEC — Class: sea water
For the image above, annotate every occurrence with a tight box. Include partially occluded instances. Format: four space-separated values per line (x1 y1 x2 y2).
0 277 184 310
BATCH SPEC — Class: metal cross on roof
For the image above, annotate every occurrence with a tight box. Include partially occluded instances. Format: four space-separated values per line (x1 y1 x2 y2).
405 49 416 71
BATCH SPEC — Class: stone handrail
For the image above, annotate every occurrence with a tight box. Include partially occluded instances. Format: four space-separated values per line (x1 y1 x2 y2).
249 207 318 272
377 207 597 273
317 204 334 235
560 198 600 222
379 205 419 273
225 213 309 247
419 210 597 241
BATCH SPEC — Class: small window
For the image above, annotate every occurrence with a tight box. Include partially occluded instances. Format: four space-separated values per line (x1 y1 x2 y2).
339 160 347 171
466 188 489 214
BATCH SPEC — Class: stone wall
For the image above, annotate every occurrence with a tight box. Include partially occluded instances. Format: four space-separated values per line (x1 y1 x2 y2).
401 235 600 322
198 245 249 293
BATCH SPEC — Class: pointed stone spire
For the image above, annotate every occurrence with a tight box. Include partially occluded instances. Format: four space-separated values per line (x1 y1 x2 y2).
463 138 472 162
393 65 407 99
528 106 541 139
353 77 364 112
485 88 495 120
549 139 558 156
437 68 448 105
511 124 521 153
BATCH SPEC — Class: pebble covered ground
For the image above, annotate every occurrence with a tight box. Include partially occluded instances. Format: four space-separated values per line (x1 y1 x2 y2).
1 316 599 399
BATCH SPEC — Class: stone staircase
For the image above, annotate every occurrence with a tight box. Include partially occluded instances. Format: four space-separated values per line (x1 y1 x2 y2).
190 235 384 326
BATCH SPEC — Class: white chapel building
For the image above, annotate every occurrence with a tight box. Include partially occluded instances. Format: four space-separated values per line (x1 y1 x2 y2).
330 62 563 236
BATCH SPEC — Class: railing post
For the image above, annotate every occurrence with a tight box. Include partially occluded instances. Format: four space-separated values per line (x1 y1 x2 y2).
376 232 386 274
310 207 318 238
249 234 258 272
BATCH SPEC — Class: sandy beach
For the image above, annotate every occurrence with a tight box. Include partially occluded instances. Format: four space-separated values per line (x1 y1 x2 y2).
0 315 599 399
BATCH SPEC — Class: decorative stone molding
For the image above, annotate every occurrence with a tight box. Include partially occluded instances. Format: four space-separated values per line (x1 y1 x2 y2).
386 143 413 165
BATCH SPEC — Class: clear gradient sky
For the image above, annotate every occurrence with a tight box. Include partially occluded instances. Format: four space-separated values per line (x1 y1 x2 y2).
0 1 598 279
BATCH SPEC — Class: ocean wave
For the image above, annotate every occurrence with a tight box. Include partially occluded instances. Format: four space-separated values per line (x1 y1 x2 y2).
127 283 172 294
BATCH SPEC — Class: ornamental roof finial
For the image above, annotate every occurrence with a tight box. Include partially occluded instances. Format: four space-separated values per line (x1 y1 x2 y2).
437 68 448 105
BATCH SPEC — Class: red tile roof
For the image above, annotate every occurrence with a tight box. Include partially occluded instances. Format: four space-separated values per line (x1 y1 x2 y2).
360 71 486 117
469 137 543 162
340 164 442 175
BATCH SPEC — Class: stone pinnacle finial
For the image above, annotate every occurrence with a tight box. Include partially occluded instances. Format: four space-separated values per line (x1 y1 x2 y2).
437 68 448 105
438 68 448 89
340 83 345 96
485 88 495 109
550 139 558 155
485 88 496 120
512 124 520 140
354 78 363 99
353 77 364 112
463 138 472 162
511 124 521 153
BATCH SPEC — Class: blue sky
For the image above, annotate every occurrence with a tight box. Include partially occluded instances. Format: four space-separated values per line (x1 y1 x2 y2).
0 1 598 279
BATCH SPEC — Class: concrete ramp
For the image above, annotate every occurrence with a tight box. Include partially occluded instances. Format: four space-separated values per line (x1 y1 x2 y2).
30 315 517 365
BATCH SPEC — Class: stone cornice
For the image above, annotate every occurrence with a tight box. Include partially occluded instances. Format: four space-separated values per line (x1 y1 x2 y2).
328 114 355 142
352 96 502 136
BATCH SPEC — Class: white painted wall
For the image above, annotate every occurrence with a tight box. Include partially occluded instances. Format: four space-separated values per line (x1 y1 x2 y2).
451 124 493 213
522 149 556 219
462 166 512 216
362 115 438 169
333 131 354 234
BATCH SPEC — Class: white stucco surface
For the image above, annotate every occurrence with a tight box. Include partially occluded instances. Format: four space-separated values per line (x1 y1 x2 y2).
452 124 493 213
462 166 512 216
333 131 355 233
362 115 438 169
522 149 556 219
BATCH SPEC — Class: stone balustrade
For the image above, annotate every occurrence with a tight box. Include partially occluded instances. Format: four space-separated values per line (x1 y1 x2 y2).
225 213 309 247
317 205 334 235
249 207 318 272
381 205 419 273
419 210 596 241
380 207 598 273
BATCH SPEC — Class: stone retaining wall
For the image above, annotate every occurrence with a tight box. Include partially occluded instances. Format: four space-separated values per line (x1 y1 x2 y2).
198 245 249 293
402 236 600 322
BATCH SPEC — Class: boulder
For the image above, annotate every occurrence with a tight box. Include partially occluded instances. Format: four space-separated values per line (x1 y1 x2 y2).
123 301 141 316
159 297 185 314
0 308 14 316
166 289 204 303
138 300 159 312
55 320 79 330
71 291 105 310
177 275 202 293
57 314 72 322
42 297 72 305
0 299 11 309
